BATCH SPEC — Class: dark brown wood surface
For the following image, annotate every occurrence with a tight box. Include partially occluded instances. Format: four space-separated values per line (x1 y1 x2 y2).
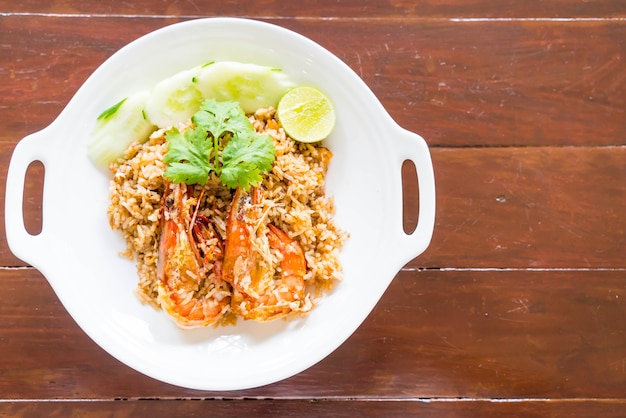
2 1 625 416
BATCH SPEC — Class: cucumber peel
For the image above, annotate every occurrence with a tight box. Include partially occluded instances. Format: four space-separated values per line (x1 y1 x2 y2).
196 62 295 114
144 66 205 130
88 90 156 169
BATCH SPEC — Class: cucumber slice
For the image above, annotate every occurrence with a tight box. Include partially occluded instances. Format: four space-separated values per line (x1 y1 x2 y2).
196 62 295 113
88 90 156 169
144 66 204 129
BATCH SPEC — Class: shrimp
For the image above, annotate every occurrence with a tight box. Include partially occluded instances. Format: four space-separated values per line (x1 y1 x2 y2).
222 186 263 295
156 182 231 328
223 186 310 321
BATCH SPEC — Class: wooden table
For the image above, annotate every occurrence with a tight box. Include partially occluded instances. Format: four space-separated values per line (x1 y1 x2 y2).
2 1 625 416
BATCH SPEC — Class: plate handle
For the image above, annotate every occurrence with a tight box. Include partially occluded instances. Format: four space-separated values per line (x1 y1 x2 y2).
391 126 436 266
5 129 51 266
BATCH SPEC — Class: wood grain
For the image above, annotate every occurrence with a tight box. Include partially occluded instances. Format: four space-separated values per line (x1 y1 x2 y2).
2 1 625 415
3 0 626 18
1 17 624 147
2 268 626 400
417 146 626 269
2 145 625 268
2 399 626 418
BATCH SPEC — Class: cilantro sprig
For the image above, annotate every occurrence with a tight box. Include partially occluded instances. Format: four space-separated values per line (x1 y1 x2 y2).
163 99 275 190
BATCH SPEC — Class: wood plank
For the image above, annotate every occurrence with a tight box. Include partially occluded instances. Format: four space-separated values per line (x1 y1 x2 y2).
2 268 626 399
3 145 625 268
1 16 624 147
413 146 626 269
3 0 626 18
2 399 626 418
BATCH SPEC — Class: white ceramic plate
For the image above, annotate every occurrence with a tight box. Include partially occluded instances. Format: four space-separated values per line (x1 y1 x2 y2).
5 18 435 390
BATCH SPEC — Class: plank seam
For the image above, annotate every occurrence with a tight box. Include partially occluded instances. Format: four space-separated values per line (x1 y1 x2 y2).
2 13 626 22
2 397 626 402
404 267 626 272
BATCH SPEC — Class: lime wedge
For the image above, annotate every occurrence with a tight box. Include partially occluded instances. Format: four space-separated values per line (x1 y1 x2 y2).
277 86 335 143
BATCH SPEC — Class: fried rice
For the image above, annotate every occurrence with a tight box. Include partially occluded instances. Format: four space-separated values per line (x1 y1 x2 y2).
107 107 346 325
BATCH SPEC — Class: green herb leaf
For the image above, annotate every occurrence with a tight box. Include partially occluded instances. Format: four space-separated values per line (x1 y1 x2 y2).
192 100 252 141
162 99 275 190
163 126 213 185
221 131 275 189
